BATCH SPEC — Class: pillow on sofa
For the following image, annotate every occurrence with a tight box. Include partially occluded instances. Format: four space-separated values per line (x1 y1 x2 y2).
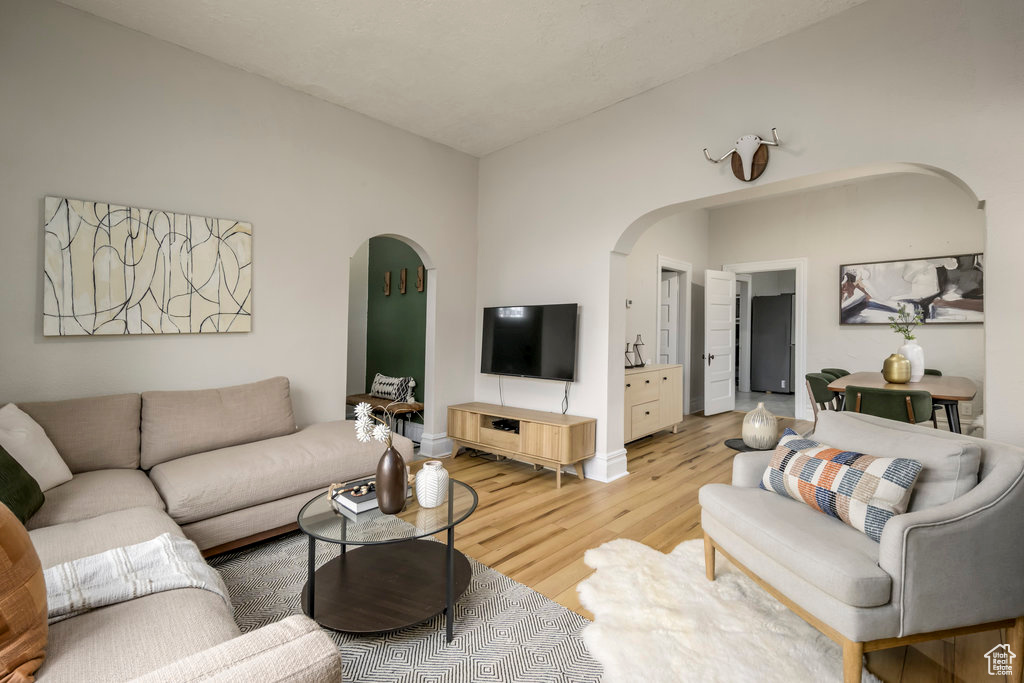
0 446 44 524
0 404 73 492
812 411 981 511
760 428 923 542
141 377 296 469
370 373 415 403
0 502 48 681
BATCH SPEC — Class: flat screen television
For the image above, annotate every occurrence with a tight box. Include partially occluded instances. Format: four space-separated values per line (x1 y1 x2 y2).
480 303 579 382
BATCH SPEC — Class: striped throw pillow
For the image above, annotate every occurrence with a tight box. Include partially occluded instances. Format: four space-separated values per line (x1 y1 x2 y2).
759 428 923 542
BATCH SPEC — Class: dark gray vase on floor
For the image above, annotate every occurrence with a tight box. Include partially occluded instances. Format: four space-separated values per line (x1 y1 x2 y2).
376 445 407 514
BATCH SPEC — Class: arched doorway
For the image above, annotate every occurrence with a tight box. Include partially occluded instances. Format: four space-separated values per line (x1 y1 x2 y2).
607 163 985 475
346 234 438 446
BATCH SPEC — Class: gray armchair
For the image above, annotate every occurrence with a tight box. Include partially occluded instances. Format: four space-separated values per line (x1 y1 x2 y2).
699 412 1024 683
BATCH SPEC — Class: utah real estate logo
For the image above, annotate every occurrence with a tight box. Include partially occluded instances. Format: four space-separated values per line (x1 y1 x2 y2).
985 644 1015 676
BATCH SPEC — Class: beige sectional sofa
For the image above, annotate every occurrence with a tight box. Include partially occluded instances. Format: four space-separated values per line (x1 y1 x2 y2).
18 376 414 682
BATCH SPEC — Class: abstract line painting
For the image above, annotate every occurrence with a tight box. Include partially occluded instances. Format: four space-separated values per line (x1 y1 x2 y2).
840 254 983 325
43 196 252 336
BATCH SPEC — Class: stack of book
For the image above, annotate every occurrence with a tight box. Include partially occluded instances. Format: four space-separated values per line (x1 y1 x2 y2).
330 477 379 514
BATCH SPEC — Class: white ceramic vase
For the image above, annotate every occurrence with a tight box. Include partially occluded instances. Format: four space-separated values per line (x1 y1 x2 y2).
898 339 925 383
415 460 449 509
742 402 779 450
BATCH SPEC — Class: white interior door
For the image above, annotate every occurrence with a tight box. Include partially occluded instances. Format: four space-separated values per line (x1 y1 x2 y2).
704 269 736 416
658 271 679 364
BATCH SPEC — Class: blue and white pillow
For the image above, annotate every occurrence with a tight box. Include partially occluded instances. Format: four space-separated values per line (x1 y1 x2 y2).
759 428 923 542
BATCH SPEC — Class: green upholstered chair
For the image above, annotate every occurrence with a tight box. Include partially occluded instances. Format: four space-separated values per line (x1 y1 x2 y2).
805 373 839 420
843 385 933 425
924 368 942 376
821 367 851 378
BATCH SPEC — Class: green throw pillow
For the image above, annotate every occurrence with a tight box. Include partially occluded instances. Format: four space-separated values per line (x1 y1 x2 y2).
0 445 44 523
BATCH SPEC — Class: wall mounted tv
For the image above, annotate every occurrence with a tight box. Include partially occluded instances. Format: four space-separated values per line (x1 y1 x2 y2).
481 303 579 382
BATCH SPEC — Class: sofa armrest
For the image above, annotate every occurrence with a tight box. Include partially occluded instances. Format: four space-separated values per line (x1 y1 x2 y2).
878 459 1024 636
128 615 341 683
731 451 773 488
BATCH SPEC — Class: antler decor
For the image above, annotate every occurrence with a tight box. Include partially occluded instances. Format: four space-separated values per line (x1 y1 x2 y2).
703 128 780 182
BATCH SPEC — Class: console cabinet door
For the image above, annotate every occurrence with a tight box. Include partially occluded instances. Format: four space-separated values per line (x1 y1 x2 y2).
659 366 684 425
521 422 563 460
448 409 479 442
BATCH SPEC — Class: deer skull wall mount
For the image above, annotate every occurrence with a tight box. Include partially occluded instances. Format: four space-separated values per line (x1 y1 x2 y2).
703 128 780 182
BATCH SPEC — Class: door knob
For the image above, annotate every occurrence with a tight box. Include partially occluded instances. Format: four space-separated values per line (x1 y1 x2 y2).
707 353 715 366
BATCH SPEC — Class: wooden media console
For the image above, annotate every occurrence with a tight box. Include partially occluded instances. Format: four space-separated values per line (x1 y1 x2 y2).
447 402 596 488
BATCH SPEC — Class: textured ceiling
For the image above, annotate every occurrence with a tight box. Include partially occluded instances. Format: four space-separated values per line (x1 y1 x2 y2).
58 0 866 156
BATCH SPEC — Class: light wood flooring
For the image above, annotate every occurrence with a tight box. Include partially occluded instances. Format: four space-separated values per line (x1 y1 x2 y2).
435 410 1011 683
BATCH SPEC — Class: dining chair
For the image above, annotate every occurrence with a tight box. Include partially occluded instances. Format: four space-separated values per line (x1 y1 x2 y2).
922 368 948 428
844 385 933 425
820 368 848 409
806 373 840 421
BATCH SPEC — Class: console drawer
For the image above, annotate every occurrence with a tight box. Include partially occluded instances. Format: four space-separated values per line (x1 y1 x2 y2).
478 426 520 451
630 400 661 437
625 370 660 405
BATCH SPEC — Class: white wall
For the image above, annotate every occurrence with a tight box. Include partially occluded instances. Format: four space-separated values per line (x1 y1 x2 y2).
0 0 479 436
478 0 1023 477
625 209 708 349
709 173 985 412
750 271 796 296
346 240 370 396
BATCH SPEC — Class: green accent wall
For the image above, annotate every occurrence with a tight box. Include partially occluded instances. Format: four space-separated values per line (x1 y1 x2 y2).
364 237 426 414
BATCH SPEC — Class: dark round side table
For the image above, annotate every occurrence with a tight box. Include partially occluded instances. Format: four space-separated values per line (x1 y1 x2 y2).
297 479 477 642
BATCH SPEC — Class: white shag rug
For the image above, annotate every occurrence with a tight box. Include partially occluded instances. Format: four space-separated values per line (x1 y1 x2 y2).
578 539 883 683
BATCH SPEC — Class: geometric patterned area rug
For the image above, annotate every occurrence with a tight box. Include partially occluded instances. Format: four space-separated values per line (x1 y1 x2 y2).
209 531 602 682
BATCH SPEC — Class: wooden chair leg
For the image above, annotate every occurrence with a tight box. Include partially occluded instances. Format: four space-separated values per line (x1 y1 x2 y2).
1011 616 1024 683
854 392 862 413
905 396 916 424
703 532 715 581
842 639 864 683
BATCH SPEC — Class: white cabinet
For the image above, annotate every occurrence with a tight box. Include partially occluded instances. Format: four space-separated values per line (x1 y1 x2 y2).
624 364 683 442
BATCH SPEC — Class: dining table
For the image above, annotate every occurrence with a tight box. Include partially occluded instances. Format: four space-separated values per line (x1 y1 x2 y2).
826 371 977 434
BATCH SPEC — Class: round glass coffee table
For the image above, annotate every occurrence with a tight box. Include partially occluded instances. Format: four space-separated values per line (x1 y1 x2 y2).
297 479 477 642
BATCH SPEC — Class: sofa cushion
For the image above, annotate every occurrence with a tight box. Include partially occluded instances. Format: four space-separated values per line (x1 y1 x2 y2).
0 404 73 491
128 615 342 683
38 588 239 682
19 393 141 472
760 428 922 542
813 411 980 511
700 483 892 607
141 377 296 469
0 502 48 683
0 445 45 523
149 421 414 525
30 506 182 569
26 470 165 531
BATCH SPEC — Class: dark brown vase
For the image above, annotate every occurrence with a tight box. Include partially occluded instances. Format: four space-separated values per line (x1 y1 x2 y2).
375 445 407 514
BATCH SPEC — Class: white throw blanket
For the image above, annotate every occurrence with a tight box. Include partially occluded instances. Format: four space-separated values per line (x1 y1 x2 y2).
45 532 230 624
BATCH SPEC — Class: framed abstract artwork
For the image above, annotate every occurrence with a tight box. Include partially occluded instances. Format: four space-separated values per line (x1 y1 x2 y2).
43 196 252 335
839 253 983 325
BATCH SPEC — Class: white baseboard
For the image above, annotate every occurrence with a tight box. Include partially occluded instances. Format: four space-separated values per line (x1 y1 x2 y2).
583 448 629 483
418 431 453 457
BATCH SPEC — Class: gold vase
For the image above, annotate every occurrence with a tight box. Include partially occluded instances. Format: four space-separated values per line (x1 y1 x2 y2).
882 353 911 384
